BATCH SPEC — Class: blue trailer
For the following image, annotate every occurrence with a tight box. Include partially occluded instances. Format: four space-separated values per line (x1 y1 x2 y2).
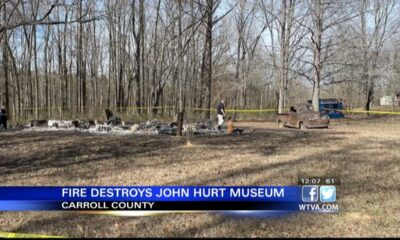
307 99 345 119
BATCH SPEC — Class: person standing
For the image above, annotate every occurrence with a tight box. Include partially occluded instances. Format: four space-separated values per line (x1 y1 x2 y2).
0 106 7 129
216 99 225 131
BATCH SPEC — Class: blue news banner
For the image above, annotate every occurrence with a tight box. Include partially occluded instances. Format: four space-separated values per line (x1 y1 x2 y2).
0 186 338 213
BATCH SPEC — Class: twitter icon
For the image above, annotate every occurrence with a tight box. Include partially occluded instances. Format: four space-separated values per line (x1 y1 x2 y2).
320 186 336 202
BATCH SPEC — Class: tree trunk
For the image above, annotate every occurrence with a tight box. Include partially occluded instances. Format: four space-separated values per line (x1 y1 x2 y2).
205 1 213 119
2 3 10 118
312 0 322 112
132 0 145 115
177 0 184 136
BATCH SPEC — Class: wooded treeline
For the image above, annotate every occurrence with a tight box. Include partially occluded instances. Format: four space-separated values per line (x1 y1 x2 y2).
1 0 400 122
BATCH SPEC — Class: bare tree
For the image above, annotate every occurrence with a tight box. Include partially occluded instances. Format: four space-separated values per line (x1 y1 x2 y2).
1 0 399 126
359 0 396 111
198 0 233 119
261 0 304 113
2 1 10 116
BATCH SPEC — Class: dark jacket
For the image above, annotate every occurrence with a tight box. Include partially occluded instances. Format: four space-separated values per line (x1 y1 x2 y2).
217 103 225 115
0 109 6 119
0 109 7 129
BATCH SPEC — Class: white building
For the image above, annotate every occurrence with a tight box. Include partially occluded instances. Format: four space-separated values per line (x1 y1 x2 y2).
380 95 399 106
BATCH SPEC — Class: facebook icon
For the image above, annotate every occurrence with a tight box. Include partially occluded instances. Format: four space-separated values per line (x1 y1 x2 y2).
302 186 319 202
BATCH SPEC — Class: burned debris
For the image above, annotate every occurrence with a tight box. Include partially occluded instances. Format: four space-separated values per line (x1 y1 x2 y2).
105 109 122 126
30 120 49 127
22 109 243 136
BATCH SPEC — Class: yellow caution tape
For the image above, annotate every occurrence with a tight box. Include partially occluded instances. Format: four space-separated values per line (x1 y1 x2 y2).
193 108 400 114
20 106 278 112
21 106 63 110
115 106 175 110
17 106 400 115
344 110 400 115
190 108 279 113
21 106 175 111
225 109 278 113
0 231 66 238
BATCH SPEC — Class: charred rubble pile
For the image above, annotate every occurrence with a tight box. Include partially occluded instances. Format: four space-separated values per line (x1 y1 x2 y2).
190 119 226 135
24 109 241 135
25 109 177 135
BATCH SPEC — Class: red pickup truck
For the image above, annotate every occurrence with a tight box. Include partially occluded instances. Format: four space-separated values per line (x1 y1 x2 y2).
277 103 330 129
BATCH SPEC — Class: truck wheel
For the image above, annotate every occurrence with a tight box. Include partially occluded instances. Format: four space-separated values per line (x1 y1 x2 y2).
278 121 284 128
299 122 307 130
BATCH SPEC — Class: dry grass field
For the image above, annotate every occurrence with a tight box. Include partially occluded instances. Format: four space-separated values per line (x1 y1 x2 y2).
0 116 399 237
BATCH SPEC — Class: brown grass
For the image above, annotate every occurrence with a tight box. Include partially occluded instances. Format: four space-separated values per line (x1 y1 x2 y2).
0 116 399 237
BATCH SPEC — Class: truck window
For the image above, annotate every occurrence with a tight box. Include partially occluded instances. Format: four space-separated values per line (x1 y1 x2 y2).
305 105 314 112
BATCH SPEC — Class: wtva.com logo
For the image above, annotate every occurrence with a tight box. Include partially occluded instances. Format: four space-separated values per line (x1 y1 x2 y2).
302 186 336 202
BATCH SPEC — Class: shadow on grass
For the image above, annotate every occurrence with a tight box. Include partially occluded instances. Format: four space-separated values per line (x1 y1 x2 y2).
3 127 400 237
0 128 351 181
0 132 182 178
